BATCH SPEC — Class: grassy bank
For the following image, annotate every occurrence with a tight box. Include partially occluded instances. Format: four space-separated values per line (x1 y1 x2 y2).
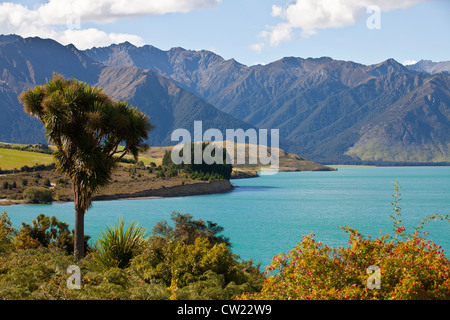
0 148 54 171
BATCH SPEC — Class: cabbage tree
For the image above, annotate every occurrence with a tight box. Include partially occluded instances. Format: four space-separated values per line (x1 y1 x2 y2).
19 74 153 259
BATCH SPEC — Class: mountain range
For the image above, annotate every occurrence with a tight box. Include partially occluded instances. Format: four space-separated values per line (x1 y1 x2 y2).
406 60 450 75
0 35 254 149
1 34 449 164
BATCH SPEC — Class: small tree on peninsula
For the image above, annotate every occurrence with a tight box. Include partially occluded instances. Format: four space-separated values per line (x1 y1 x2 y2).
19 74 153 259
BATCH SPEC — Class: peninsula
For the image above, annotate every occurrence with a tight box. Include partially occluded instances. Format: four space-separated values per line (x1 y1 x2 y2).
0 142 334 205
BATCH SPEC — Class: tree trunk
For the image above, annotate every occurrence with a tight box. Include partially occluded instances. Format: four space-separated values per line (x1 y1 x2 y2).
74 206 85 260
73 188 85 260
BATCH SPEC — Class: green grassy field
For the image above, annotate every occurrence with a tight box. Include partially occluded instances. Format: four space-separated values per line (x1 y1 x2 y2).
0 148 54 171
0 142 162 171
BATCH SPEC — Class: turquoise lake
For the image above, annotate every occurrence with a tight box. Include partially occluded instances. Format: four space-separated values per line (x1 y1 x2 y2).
1 166 449 268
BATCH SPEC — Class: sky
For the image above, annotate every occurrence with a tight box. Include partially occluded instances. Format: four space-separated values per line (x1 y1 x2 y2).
0 0 449 67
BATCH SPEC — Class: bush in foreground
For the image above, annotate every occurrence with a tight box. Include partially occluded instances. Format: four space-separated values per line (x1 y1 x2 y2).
0 211 263 300
239 227 450 300
12 214 91 254
239 183 450 300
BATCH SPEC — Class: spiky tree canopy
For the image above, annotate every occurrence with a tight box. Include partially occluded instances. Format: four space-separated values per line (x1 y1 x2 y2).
19 73 153 212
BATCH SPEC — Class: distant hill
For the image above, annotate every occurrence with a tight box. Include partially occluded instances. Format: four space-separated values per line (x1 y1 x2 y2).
140 141 334 174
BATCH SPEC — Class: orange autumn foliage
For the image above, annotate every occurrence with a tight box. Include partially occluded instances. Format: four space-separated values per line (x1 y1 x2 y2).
239 184 450 300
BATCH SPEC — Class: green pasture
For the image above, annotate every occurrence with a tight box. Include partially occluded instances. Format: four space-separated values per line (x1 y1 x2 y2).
0 148 54 171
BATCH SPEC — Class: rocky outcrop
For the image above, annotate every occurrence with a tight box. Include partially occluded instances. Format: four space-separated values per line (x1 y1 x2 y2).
92 179 233 201
230 168 259 179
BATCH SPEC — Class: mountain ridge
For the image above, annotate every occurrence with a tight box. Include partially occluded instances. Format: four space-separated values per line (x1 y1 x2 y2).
0 35 257 149
84 41 450 163
1 35 449 164
406 59 450 75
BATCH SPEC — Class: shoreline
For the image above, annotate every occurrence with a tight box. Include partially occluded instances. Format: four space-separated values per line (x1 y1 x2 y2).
0 179 234 206
92 179 234 201
0 168 335 207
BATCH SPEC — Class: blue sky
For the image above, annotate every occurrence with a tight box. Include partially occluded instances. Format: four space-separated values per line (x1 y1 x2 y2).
1 0 449 66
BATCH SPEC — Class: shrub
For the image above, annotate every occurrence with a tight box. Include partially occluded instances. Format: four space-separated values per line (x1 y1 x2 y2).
168 167 178 177
0 246 77 299
23 187 53 203
162 144 233 180
156 171 165 178
16 214 89 254
13 232 41 250
0 212 262 300
240 226 450 300
131 237 263 299
91 219 148 270
239 183 450 300
152 212 231 247
0 212 17 251
43 178 51 187
130 213 263 299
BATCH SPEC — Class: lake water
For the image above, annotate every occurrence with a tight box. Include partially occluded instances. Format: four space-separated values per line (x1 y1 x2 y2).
1 167 449 268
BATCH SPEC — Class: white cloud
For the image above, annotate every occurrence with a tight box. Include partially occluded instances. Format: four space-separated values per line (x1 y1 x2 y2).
257 0 430 49
0 0 221 49
261 23 294 47
250 42 265 53
270 5 283 18
36 0 222 24
58 29 145 49
402 59 418 66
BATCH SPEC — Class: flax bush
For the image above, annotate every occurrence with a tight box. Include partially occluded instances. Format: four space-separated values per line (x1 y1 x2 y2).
90 219 149 270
